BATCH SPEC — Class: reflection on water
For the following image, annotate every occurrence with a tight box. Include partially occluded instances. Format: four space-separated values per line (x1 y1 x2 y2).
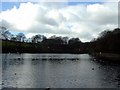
1 54 120 88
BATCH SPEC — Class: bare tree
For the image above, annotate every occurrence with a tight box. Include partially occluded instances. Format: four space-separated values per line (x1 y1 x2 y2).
62 36 69 44
68 37 81 44
0 26 12 40
16 33 26 42
32 34 46 43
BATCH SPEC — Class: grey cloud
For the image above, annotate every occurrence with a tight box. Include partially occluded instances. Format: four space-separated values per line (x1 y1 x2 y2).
35 7 59 26
0 20 12 29
28 22 71 35
41 17 58 26
88 12 118 25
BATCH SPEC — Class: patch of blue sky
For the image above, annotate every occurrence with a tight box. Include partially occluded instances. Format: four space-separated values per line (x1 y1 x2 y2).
0 2 2 12
10 30 27 35
68 2 104 6
1 2 105 11
1 2 20 11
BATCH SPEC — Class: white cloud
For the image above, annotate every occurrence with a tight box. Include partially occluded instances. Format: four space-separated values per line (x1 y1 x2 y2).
1 2 39 31
0 2 118 42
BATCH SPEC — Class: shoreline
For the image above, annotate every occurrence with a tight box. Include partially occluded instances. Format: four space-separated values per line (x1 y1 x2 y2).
90 52 120 61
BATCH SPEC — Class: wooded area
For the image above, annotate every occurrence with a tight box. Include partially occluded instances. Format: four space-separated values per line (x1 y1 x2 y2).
1 27 120 54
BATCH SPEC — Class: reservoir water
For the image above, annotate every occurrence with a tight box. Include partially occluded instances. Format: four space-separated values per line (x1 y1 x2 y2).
1 54 120 88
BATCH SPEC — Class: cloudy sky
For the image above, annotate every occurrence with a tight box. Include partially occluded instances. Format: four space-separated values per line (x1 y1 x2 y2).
0 0 118 42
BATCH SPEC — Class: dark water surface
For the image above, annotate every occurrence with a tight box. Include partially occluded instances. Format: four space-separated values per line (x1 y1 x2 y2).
1 54 120 88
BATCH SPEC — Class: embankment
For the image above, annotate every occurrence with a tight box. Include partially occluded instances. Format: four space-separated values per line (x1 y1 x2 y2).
90 52 120 61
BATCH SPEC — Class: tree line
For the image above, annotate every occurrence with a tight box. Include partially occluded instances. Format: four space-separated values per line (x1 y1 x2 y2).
0 26 83 53
0 26 120 54
88 28 120 54
0 26 81 44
